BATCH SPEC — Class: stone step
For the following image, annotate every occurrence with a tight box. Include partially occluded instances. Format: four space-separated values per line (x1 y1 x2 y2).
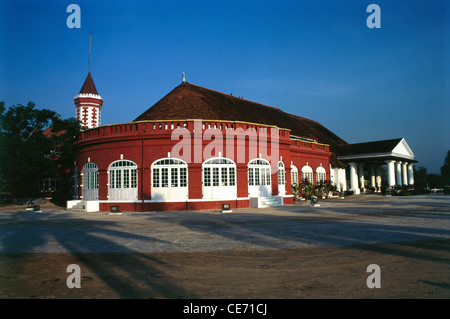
260 197 283 207
67 202 87 211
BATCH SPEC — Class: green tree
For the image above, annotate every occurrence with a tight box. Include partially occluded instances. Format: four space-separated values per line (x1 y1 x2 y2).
440 150 450 181
413 165 429 189
0 101 80 202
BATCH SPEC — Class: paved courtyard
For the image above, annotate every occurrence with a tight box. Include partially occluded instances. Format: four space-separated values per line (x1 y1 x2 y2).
0 194 449 298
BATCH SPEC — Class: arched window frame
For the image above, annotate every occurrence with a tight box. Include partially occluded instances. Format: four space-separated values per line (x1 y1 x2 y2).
108 159 138 201
302 165 314 184
82 162 99 191
202 157 236 187
291 164 299 186
151 157 188 189
278 161 285 186
316 166 327 184
109 160 138 189
248 158 271 186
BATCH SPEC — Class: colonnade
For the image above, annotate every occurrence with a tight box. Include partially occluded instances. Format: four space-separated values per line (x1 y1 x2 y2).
348 160 414 194
385 160 414 187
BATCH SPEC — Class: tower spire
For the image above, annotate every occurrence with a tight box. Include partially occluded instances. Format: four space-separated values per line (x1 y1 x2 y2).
182 70 185 83
75 32 103 129
89 32 92 73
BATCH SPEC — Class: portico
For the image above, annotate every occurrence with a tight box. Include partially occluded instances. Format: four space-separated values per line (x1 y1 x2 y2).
337 138 416 193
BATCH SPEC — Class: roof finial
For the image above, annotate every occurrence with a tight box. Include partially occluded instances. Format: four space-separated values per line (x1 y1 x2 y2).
89 32 92 73
182 70 185 83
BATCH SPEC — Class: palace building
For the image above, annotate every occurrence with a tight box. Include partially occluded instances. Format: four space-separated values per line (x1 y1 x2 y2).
67 72 416 212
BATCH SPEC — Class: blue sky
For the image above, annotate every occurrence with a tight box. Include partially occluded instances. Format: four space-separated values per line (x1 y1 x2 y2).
1 0 448 173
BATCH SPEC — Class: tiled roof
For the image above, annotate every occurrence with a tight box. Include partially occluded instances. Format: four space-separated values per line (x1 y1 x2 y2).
79 72 98 95
134 81 347 148
337 138 403 157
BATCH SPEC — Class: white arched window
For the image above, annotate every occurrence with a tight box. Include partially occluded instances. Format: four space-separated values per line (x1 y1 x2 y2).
302 165 314 184
203 157 236 200
291 165 298 186
82 162 98 200
151 158 188 201
316 166 327 184
248 158 272 197
108 160 138 201
278 161 286 195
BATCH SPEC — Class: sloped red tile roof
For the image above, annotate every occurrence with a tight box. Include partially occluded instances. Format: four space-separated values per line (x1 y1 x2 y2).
134 81 347 148
79 72 98 95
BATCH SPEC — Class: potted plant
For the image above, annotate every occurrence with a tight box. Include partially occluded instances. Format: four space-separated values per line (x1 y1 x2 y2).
292 183 300 201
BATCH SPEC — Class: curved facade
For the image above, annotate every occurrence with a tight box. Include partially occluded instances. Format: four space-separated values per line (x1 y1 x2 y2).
72 118 331 211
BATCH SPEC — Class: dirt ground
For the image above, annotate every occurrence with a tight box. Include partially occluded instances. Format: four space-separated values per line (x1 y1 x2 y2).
1 195 449 299
1 240 449 299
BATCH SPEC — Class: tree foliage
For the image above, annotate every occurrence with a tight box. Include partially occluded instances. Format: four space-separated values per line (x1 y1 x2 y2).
441 150 450 181
414 150 450 189
0 101 81 201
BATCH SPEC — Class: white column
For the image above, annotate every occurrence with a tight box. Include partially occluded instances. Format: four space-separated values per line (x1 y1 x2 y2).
339 168 347 191
358 163 365 193
369 165 376 188
376 166 382 192
349 162 360 194
395 161 402 186
386 160 396 187
402 162 408 186
334 166 347 192
330 165 336 186
408 163 414 186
